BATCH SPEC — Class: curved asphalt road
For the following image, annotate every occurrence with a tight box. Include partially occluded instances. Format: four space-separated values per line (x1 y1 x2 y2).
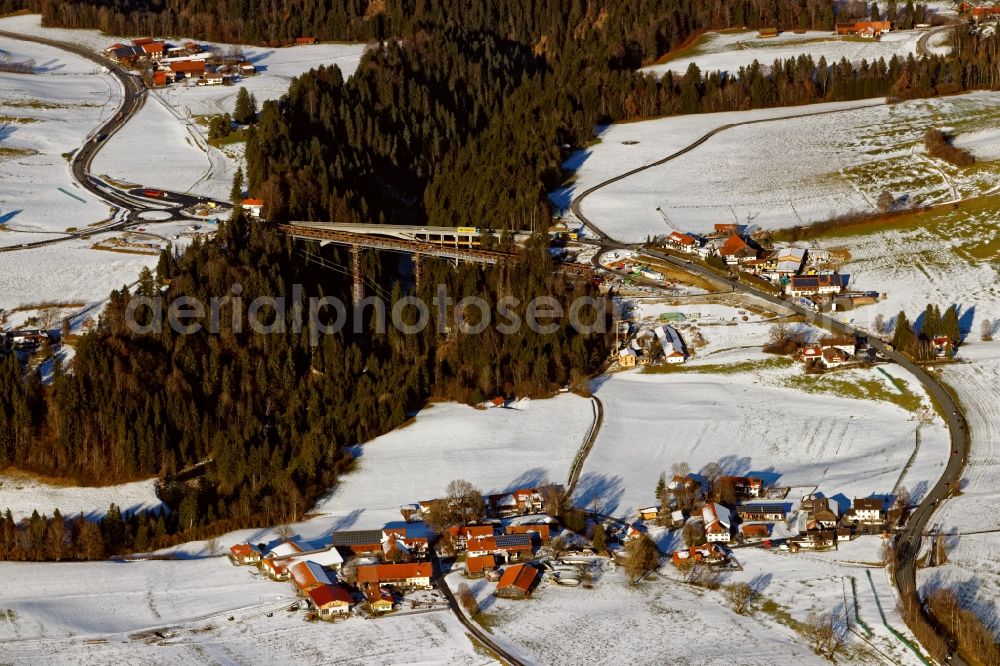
571 101 969 664
0 30 231 253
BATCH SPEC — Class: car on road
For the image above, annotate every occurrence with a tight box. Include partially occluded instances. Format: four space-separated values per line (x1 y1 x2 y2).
96 133 107 142
143 189 163 197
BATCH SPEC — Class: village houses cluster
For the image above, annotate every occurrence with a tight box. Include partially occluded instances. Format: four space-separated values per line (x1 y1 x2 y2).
226 484 570 619
104 37 258 87
627 471 903 572
661 224 877 310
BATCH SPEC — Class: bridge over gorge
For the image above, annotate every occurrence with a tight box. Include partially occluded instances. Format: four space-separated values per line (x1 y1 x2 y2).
277 223 593 304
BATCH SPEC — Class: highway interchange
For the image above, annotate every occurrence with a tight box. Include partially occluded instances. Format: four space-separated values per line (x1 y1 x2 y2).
0 29 230 253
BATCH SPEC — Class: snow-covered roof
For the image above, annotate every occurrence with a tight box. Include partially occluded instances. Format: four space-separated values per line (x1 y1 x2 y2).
298 547 344 568
266 540 304 559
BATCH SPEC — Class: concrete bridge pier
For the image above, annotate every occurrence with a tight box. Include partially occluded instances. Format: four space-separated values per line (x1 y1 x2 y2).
414 253 423 290
350 246 363 305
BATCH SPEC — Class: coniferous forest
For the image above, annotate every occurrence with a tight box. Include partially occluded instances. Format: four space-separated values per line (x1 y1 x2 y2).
3 0 1000 559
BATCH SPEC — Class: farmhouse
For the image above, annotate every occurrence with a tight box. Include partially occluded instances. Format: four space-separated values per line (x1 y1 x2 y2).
721 476 764 500
654 325 687 364
738 523 772 541
847 497 885 524
488 487 547 517
296 36 318 45
758 27 778 38
330 529 383 556
496 564 541 598
381 527 430 558
736 502 787 522
228 542 261 565
790 529 837 551
836 20 892 36
671 543 726 566
466 554 498 579
306 584 353 618
665 231 699 253
506 523 551 543
450 524 495 550
667 474 704 506
799 344 823 363
821 346 850 368
357 562 433 589
261 540 305 580
169 59 206 79
638 506 659 521
289 560 335 594
365 586 395 612
718 235 758 264
618 347 638 367
805 497 839 530
786 273 844 297
466 534 533 562
703 503 732 543
141 41 166 59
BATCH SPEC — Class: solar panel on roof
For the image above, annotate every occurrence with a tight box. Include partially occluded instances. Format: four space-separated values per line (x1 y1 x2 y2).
495 534 532 548
330 530 383 546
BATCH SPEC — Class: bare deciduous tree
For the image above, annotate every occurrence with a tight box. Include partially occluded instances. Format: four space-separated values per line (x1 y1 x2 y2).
457 582 479 615
624 534 661 584
723 581 756 615
685 563 721 589
876 189 895 213
682 520 705 547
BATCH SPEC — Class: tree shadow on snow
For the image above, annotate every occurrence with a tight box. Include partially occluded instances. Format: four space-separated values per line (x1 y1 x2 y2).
572 472 625 516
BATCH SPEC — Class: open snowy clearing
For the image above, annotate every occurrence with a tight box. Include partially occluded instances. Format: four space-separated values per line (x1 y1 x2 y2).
917 343 1000 635
92 95 235 200
643 29 929 78
310 396 595 530
565 92 1000 242
0 36 120 236
576 361 949 522
148 394 595 559
0 473 162 522
458 543 924 666
0 233 157 311
0 556 489 665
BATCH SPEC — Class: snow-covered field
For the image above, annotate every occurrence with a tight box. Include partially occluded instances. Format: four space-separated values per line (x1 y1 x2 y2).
459 542 924 666
577 360 949 521
816 203 1000 342
0 36 120 237
0 557 489 665
563 92 1000 241
0 233 157 310
643 29 928 78
92 95 235 200
917 343 1000 634
310 397 594 531
0 473 162 521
